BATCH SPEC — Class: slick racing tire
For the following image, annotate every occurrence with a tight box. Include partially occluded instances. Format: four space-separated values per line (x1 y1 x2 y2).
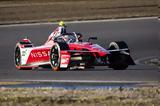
50 42 69 71
14 44 32 70
108 41 129 70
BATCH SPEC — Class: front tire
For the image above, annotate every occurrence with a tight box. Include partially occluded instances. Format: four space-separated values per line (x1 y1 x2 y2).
50 42 69 71
14 44 32 70
15 45 21 69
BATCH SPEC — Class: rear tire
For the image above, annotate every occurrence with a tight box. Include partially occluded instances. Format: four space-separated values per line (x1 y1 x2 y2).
50 42 69 71
108 41 129 70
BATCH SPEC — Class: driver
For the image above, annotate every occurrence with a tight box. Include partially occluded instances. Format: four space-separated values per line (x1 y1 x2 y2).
46 21 67 43
55 21 66 36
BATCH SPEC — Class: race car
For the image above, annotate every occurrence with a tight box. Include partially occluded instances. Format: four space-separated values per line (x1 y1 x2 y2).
14 28 135 71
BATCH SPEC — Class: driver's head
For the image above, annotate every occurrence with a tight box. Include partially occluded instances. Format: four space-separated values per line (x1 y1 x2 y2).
59 21 66 27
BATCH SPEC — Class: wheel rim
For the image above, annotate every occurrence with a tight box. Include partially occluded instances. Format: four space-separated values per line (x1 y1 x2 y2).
50 45 60 67
15 46 21 66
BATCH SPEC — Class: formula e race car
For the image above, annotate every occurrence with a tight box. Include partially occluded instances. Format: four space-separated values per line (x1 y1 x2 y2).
14 29 135 71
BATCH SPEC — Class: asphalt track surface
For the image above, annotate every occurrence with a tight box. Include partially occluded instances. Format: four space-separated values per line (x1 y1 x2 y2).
0 17 159 82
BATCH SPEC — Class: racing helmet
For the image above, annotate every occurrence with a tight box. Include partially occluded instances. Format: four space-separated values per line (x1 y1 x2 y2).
59 21 66 26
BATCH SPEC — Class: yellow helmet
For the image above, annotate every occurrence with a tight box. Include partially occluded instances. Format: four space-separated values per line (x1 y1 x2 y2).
59 21 65 26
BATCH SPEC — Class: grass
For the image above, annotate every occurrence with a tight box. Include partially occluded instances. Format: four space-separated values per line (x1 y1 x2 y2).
0 0 158 24
0 87 160 106
0 81 31 85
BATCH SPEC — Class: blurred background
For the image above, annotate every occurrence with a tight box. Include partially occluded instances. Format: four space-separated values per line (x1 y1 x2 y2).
0 0 158 25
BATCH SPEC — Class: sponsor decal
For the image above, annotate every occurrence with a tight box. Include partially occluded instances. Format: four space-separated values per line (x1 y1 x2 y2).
31 51 50 58
21 48 32 65
26 49 50 64
61 55 70 64
61 58 69 64
22 51 26 56
60 54 70 68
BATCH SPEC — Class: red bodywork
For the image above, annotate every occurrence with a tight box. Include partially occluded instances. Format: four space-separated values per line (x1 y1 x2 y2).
15 30 135 70
15 32 109 70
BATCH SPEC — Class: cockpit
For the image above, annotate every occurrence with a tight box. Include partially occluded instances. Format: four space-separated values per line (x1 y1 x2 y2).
54 32 83 43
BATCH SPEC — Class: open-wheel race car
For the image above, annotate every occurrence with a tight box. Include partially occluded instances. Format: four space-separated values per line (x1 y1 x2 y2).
14 26 135 71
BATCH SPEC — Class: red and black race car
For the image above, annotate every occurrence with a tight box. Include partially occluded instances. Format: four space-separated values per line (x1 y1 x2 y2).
14 27 135 71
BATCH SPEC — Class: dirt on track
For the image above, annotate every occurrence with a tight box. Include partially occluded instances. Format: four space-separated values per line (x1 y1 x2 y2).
0 0 158 24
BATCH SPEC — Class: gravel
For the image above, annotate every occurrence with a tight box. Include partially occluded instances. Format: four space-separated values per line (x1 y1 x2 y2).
0 87 160 106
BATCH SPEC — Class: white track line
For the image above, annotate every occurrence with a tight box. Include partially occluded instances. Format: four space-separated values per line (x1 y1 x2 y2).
1 79 159 84
0 17 158 28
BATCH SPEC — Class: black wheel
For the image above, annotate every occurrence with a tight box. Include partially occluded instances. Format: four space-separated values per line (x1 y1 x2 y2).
14 44 32 70
15 46 21 69
108 41 129 70
109 41 129 52
50 42 69 71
